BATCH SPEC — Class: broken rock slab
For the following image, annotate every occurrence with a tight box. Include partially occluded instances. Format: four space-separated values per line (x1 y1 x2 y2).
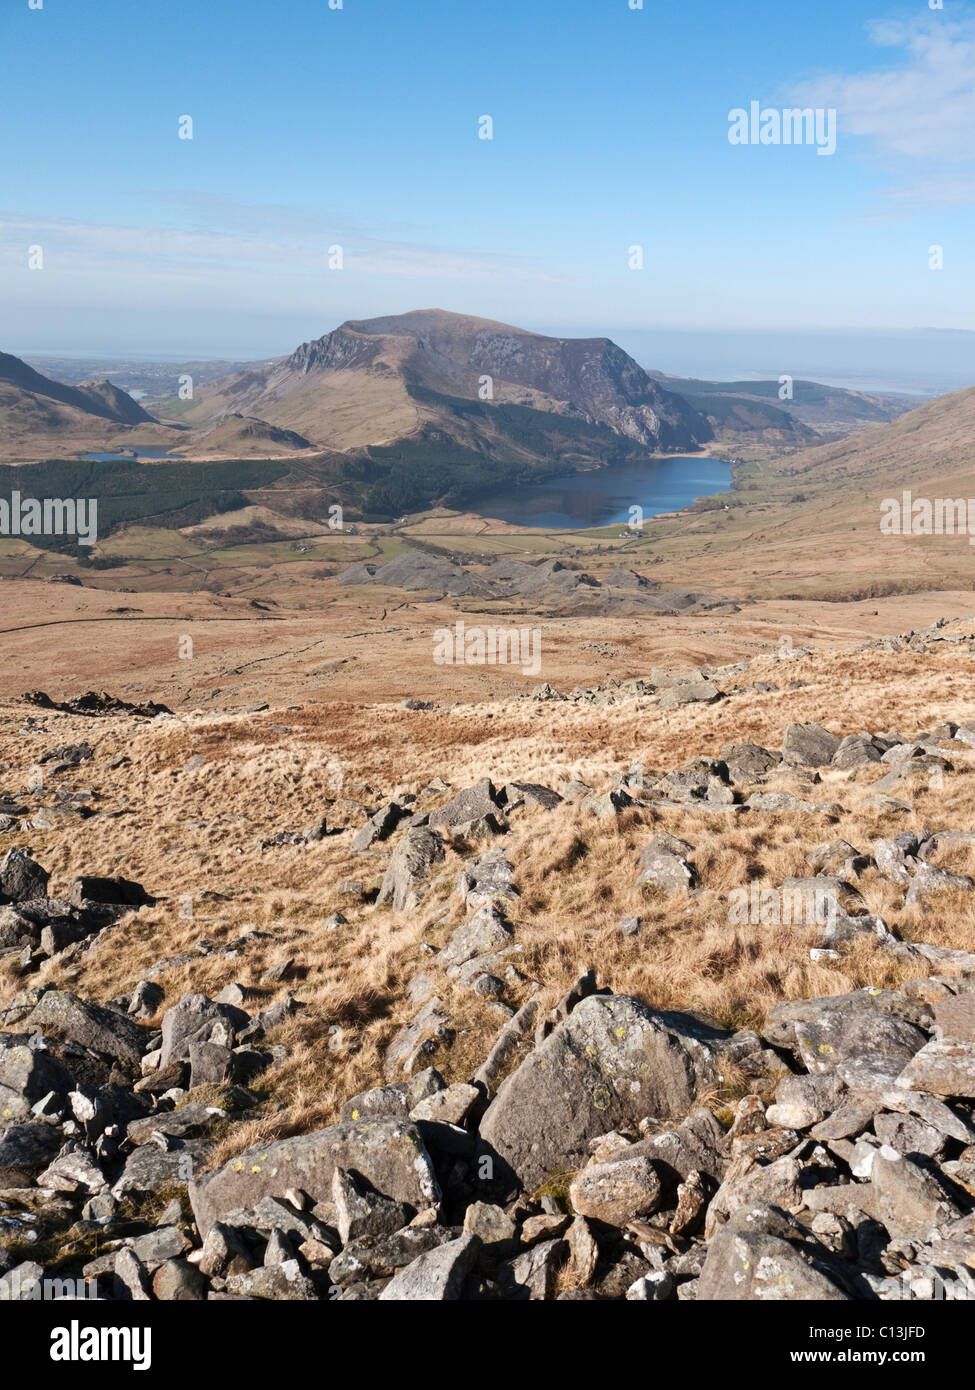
434 904 513 972
635 834 696 895
189 1118 440 1238
376 827 445 912
895 1038 975 1099
378 1234 480 1301
782 722 842 768
383 999 453 1080
870 1146 964 1243
23 990 146 1065
428 779 502 834
477 993 726 1192
697 1202 856 1301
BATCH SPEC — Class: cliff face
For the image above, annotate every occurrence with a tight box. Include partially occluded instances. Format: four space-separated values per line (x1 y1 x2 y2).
276 310 711 452
184 309 709 461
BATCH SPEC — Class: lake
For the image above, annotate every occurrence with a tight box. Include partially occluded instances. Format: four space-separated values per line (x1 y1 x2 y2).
82 450 184 461
470 456 733 529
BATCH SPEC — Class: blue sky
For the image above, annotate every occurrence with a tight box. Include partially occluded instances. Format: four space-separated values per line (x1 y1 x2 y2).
2 0 974 379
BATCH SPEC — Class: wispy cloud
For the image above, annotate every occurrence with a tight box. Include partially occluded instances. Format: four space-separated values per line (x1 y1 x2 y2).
788 13 975 204
0 205 562 308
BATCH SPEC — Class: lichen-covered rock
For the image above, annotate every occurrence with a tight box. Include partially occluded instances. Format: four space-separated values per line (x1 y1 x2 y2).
498 1237 568 1300
698 1203 857 1300
478 994 726 1191
721 742 780 781
189 1118 440 1237
0 849 49 903
0 1034 75 1122
0 1121 64 1185
626 1108 729 1199
782 721 842 767
870 1146 964 1242
159 993 249 1069
68 875 155 908
569 1153 661 1227
332 1167 414 1246
895 1038 975 1099
428 779 501 832
434 904 513 971
111 1139 213 1200
341 1068 445 1122
351 802 406 853
658 680 722 709
763 989 931 1052
635 834 696 894
23 990 146 1064
383 999 453 1080
905 863 975 908
376 827 445 912
503 782 563 811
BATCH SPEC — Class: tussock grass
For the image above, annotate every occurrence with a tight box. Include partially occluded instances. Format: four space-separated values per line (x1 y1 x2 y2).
3 634 975 1164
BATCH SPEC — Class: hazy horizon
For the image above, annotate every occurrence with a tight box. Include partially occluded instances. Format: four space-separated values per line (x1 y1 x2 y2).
16 320 975 399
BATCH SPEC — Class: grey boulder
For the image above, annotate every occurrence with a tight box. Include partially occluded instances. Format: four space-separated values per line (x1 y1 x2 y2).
376 827 445 912
189 1118 440 1237
478 994 725 1191
377 1233 480 1301
782 722 842 768
697 1203 856 1300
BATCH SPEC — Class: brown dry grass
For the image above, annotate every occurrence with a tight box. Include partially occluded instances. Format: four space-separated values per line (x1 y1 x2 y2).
4 629 975 1165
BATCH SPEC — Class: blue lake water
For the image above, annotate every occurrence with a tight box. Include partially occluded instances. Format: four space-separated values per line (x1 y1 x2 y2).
470 456 733 529
82 450 184 461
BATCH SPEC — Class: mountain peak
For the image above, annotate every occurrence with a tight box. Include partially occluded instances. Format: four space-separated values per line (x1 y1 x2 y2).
273 310 709 452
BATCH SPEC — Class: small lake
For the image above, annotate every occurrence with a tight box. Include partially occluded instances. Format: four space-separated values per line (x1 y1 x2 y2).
471 456 733 529
83 450 184 461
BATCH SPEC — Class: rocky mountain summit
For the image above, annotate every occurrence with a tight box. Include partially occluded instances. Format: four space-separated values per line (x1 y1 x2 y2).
172 311 714 515
284 311 712 450
3 620 975 1301
199 310 711 455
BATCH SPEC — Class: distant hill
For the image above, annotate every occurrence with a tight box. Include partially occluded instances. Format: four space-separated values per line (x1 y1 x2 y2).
0 352 157 424
784 381 975 493
166 309 713 516
621 380 975 601
70 378 157 426
23 355 260 399
186 413 314 458
681 391 817 447
0 351 158 450
649 370 913 444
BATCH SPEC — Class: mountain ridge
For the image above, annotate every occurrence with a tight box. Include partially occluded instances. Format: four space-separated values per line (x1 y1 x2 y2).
0 351 157 426
182 308 713 457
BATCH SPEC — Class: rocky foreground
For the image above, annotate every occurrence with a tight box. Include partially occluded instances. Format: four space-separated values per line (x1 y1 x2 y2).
3 626 975 1301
